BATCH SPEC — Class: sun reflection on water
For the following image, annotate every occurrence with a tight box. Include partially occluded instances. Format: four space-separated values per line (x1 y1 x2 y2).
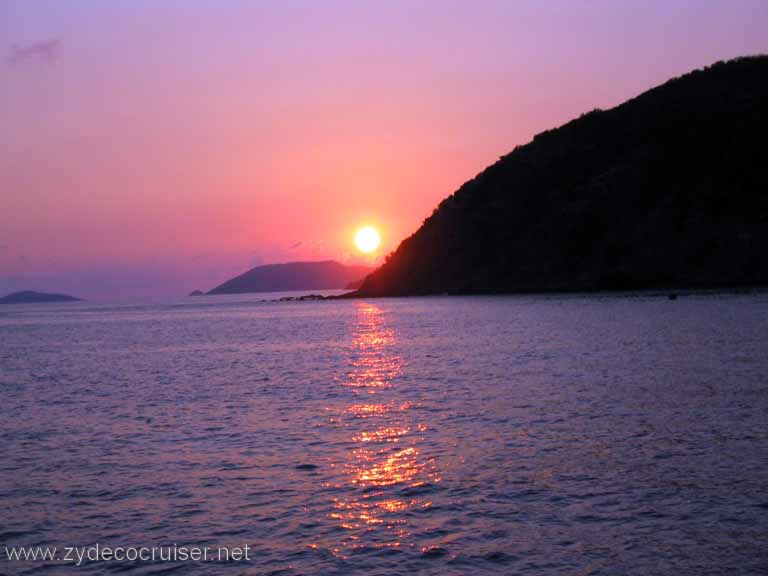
342 305 401 391
327 303 440 555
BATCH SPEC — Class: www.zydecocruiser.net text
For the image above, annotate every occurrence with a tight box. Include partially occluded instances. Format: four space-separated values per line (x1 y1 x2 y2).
5 543 252 566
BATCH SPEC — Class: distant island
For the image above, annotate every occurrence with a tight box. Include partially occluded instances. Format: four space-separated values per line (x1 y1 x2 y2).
208 260 373 295
354 56 768 297
0 290 82 304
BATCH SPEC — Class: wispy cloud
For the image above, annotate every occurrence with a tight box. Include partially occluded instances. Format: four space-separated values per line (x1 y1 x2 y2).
8 39 60 66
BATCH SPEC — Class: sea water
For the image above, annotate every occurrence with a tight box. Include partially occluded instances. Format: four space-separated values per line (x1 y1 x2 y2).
1 292 767 574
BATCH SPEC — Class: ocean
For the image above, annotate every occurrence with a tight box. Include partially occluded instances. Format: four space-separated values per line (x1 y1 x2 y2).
1 292 767 575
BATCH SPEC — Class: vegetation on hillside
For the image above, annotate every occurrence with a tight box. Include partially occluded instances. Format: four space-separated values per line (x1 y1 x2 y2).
356 56 768 296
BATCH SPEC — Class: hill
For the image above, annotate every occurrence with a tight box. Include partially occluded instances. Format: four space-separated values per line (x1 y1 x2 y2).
354 56 768 296
0 291 82 304
208 261 373 295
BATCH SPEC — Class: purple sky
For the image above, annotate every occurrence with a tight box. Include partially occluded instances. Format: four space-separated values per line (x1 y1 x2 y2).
1 0 767 301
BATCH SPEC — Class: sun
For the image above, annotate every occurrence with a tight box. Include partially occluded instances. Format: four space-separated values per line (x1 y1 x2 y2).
354 226 381 254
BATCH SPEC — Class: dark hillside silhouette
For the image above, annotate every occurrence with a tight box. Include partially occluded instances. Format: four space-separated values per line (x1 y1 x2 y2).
0 291 82 304
355 56 768 296
209 261 373 294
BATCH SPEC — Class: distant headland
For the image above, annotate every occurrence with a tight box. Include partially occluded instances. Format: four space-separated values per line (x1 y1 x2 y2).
0 291 83 305
353 56 768 297
207 260 373 295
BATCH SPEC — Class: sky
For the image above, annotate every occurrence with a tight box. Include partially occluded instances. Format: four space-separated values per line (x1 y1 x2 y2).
1 0 767 301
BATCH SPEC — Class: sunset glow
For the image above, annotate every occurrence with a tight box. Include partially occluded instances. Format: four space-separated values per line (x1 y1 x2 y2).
2 3 767 575
1 1 767 300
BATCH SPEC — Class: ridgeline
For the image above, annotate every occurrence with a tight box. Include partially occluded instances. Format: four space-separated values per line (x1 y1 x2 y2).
355 56 768 296
208 261 372 295
0 291 82 304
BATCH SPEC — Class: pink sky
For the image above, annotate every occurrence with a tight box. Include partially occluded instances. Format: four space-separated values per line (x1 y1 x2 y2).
1 0 767 300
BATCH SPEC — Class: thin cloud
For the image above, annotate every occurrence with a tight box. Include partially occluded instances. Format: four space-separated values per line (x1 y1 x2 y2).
8 39 60 66
288 241 303 250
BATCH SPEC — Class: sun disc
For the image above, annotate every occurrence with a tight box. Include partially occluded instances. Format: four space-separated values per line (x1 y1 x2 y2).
354 226 381 254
